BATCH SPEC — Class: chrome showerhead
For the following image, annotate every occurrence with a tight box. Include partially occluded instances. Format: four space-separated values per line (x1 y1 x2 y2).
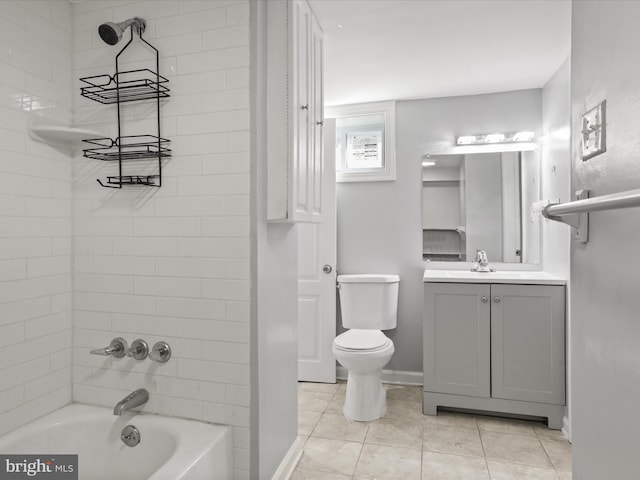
98 17 146 45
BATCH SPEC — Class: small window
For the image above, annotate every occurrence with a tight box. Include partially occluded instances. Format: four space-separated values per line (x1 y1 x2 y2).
326 102 396 182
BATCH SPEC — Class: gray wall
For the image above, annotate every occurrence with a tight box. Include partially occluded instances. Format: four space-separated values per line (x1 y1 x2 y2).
571 2 640 477
541 58 571 436
541 64 571 276
521 150 542 264
251 2 298 477
337 89 542 372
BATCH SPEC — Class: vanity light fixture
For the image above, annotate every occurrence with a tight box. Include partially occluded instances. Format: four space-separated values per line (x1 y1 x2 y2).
456 131 535 145
421 153 436 167
457 135 477 145
484 133 505 143
512 131 535 142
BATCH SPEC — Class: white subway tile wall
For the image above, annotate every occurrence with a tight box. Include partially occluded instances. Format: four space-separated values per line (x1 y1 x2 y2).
0 0 253 472
71 1 251 477
0 0 73 436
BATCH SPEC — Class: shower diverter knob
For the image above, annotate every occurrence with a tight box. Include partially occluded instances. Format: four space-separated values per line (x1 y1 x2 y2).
128 339 149 360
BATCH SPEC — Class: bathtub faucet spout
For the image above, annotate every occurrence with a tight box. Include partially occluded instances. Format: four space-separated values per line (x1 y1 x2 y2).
114 389 149 416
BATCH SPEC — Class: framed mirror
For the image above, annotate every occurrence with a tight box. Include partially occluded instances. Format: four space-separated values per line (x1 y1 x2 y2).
422 149 540 264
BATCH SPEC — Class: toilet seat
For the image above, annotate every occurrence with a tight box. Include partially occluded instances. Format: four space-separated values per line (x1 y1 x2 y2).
333 329 391 352
332 330 395 421
333 273 399 422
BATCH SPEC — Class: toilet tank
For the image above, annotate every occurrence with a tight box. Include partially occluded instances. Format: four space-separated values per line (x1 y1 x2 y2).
338 274 399 330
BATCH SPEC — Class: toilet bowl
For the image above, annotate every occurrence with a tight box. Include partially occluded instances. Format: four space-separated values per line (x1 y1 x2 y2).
332 329 395 421
333 274 400 422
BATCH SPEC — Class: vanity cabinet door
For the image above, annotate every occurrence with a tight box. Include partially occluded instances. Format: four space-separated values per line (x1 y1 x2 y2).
424 283 491 398
490 284 566 405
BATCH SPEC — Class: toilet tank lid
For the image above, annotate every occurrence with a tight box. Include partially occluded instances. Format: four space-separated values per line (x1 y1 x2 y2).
337 274 399 284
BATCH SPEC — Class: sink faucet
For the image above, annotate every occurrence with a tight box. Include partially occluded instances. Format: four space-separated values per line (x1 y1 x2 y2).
114 389 149 416
471 250 492 272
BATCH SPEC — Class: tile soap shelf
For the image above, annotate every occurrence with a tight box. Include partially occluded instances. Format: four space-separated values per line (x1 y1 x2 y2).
81 17 170 189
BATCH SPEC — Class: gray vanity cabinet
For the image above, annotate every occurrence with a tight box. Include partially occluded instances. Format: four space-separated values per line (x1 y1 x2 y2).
424 282 566 428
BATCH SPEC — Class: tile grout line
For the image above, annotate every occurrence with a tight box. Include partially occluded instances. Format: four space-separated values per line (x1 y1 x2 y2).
350 436 365 478
420 413 426 480
476 420 494 480
536 431 565 477
536 431 556 471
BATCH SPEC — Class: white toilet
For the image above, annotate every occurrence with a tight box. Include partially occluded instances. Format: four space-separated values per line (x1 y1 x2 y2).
332 274 399 421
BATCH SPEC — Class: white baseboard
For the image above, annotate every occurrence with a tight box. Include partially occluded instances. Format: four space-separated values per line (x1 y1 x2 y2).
561 414 571 442
271 436 304 480
336 366 423 386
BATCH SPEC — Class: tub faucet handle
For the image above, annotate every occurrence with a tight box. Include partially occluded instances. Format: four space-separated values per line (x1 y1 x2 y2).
90 337 128 358
128 339 149 360
149 341 171 363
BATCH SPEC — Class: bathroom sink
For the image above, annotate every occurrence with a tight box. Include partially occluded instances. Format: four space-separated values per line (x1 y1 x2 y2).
423 270 566 285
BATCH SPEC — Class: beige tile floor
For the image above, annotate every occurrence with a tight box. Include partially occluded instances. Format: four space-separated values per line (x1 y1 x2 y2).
294 382 572 480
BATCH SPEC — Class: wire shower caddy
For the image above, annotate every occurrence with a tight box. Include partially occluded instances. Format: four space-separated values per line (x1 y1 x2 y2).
80 25 170 188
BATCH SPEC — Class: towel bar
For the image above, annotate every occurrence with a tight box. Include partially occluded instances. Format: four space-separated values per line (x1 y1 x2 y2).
543 189 640 243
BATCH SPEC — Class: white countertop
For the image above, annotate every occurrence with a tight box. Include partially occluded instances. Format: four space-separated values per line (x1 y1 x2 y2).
423 269 566 285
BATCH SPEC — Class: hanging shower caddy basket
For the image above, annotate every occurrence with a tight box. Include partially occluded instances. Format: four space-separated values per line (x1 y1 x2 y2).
80 23 170 188
82 135 171 162
80 69 170 104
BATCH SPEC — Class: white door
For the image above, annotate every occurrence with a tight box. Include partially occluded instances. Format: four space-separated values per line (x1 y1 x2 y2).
298 118 336 383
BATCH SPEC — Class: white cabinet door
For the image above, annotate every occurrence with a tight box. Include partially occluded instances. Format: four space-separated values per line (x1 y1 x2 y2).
491 284 566 405
291 0 311 222
309 12 324 223
266 0 323 223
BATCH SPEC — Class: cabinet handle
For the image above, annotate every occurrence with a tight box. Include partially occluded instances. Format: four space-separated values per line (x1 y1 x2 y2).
316 120 324 126
493 296 501 303
301 104 309 110
481 296 488 303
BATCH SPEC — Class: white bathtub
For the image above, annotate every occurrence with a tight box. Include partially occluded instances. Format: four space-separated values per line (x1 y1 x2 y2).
0 404 232 480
